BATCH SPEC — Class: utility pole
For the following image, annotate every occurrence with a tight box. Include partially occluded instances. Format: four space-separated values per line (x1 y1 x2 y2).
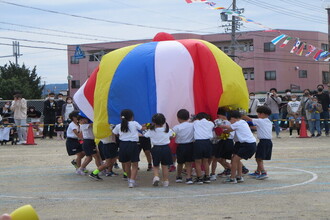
12 41 22 66
327 7 330 83
230 0 237 61
220 0 243 61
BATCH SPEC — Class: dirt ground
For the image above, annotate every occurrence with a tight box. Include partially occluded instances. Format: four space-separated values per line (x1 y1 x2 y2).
0 131 330 220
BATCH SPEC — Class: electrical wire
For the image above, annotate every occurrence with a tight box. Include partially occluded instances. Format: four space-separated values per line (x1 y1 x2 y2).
241 0 327 24
0 0 218 34
0 21 127 41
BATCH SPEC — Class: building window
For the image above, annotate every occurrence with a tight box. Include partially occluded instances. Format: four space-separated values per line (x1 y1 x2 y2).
264 42 276 52
70 56 79 64
243 71 248 80
265 71 276 80
243 68 254 80
321 43 328 51
250 72 254 80
323 71 329 84
89 54 102 62
298 70 307 78
223 46 229 54
249 43 254 51
71 80 80 89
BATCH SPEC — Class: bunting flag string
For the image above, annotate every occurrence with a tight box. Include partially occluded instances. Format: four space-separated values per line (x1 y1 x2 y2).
184 0 329 62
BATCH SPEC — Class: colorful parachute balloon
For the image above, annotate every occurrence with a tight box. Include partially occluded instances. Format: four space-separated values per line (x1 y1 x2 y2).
74 33 248 139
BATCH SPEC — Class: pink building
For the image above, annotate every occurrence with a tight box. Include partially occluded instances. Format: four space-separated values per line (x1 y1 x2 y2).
67 29 329 96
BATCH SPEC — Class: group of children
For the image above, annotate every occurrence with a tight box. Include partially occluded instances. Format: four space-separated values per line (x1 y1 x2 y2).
65 105 274 188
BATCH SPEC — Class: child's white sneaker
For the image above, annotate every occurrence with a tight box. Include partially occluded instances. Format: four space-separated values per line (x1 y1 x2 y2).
163 180 169 187
153 176 160 186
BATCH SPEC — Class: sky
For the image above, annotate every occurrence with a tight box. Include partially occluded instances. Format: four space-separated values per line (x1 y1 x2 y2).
0 0 328 84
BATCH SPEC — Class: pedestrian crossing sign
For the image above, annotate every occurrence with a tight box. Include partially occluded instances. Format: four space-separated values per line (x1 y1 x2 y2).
74 46 85 59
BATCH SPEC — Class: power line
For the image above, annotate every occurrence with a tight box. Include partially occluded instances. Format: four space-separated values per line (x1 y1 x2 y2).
241 0 327 24
0 21 127 41
0 27 108 42
0 0 218 34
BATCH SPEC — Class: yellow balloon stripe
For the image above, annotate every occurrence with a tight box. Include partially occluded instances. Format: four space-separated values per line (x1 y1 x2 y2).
93 44 140 139
198 40 249 110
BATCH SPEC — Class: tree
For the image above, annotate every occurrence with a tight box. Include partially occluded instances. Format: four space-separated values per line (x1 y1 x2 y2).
0 62 44 100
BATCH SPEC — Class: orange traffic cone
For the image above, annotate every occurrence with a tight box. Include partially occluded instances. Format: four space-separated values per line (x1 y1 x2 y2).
25 123 37 145
298 117 310 138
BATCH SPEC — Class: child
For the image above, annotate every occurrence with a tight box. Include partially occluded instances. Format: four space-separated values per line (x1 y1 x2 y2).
172 109 194 184
55 117 65 140
219 110 256 184
138 136 153 171
76 114 102 175
112 109 142 188
214 107 235 178
243 106 273 180
89 125 119 180
27 106 42 136
193 112 214 184
306 96 323 137
65 111 85 171
144 113 174 187
287 94 302 137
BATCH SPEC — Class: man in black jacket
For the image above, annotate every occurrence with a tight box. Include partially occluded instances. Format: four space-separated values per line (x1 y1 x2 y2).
43 93 58 139
315 84 330 136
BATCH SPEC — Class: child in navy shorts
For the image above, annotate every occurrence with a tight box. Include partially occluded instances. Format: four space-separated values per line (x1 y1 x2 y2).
193 112 215 184
144 113 173 187
89 125 119 180
215 107 235 178
65 111 85 171
112 109 142 188
76 115 102 175
243 106 273 180
138 136 153 171
172 109 195 185
219 110 256 184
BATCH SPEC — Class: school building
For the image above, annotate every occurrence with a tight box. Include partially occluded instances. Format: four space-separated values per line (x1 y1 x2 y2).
67 29 329 96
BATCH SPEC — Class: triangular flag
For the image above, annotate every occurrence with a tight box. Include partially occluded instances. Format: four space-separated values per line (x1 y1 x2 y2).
280 36 293 48
205 1 216 6
185 0 206 3
290 39 301 53
271 34 287 45
305 44 316 57
313 50 323 61
296 42 305 56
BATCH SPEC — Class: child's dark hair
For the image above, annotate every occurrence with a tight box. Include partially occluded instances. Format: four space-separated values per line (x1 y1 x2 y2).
195 112 211 120
2 118 9 123
229 110 241 119
69 110 80 121
256 106 272 116
120 109 134 132
177 109 190 121
217 107 228 116
269 88 277 93
150 113 169 133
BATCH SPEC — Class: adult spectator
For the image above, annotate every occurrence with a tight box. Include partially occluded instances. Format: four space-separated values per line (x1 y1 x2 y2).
43 92 58 139
315 84 330 136
301 89 312 132
279 89 292 129
61 96 79 123
10 92 27 144
247 92 260 118
56 93 66 117
265 88 282 138
0 102 13 122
